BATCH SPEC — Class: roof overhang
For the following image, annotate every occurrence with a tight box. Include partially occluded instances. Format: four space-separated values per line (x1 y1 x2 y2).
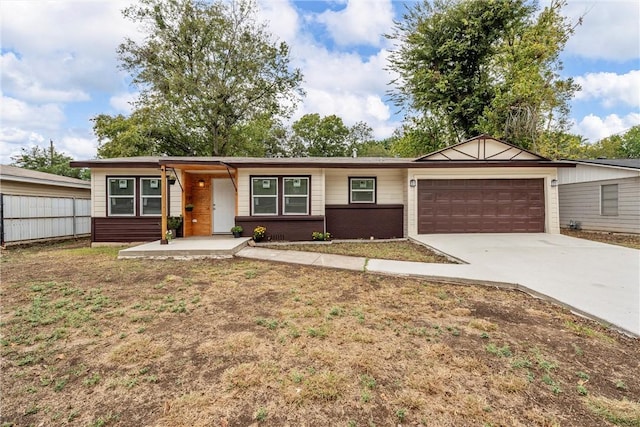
0 175 92 189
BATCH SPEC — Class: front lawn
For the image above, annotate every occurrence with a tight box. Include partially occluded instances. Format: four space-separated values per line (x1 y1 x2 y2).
1 243 638 426
262 239 452 263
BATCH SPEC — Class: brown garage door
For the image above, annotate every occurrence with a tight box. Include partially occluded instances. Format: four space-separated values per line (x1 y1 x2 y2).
418 179 544 233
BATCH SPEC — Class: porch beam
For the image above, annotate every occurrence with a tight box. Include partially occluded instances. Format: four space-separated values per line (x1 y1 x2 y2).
160 164 168 244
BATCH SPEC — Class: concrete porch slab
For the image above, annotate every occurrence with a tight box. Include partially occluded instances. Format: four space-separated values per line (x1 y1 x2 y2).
118 236 251 259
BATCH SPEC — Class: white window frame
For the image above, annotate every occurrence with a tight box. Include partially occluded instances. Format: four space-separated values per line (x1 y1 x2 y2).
108 177 135 216
252 177 278 216
140 178 162 216
283 177 309 215
349 177 376 204
600 184 619 216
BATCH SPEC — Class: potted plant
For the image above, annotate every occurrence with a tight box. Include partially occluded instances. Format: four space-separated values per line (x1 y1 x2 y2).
167 216 183 239
185 203 194 212
167 174 177 185
231 225 243 238
253 225 266 242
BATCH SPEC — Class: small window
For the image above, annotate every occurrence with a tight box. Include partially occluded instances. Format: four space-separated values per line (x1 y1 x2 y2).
252 177 278 215
601 184 618 216
141 178 162 215
350 177 376 203
108 178 135 216
283 177 309 215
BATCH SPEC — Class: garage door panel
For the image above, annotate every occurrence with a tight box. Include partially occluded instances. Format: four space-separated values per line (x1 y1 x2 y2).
418 179 544 233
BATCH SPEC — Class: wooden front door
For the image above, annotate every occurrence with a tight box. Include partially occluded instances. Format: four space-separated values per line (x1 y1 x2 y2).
190 175 212 236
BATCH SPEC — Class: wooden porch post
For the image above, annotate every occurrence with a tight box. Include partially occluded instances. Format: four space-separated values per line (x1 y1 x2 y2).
160 164 168 244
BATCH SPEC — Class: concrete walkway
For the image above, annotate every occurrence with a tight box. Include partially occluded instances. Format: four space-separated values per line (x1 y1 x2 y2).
237 234 640 337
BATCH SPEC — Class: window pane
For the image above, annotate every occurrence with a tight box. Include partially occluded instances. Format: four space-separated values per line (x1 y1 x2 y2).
253 196 277 214
252 178 277 195
142 179 161 195
109 178 134 196
110 198 134 215
601 184 618 215
284 178 308 195
352 191 374 202
284 196 308 214
142 197 161 215
351 179 374 190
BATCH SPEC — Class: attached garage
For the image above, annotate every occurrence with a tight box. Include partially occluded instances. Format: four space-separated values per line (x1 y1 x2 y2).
417 178 545 233
407 135 573 236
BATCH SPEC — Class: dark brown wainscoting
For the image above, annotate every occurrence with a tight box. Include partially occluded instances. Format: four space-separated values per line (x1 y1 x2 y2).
92 217 161 242
326 204 404 239
234 216 325 242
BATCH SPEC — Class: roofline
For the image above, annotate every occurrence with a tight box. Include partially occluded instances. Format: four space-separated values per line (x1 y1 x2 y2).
567 159 640 172
415 134 551 161
0 174 92 189
70 158 573 169
70 160 161 169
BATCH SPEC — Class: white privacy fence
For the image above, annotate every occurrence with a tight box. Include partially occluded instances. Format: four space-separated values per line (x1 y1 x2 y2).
0 194 91 245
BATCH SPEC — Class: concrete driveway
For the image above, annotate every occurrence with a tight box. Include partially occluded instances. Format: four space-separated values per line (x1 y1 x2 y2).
370 234 639 336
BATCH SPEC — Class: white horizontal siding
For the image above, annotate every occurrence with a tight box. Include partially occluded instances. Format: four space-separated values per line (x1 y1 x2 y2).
559 177 640 233
558 164 639 184
92 168 161 217
325 168 404 205
0 181 90 198
236 168 324 216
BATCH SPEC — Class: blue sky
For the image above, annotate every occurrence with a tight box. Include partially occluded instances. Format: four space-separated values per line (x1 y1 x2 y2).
1 0 638 164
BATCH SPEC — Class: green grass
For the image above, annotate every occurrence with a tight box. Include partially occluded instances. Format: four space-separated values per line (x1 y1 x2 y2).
262 240 452 263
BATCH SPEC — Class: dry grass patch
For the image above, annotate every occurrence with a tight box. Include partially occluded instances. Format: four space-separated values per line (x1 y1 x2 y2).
562 229 640 250
108 337 166 365
263 239 452 263
586 396 640 426
1 241 638 426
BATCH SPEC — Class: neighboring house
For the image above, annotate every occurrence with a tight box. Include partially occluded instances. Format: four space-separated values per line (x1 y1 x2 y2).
0 165 92 245
557 159 640 234
70 135 574 244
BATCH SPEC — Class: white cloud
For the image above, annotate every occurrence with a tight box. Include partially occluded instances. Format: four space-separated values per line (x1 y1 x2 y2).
562 0 640 61
574 70 640 109
59 135 99 160
316 0 394 47
1 52 91 103
300 47 392 95
257 0 300 42
0 95 65 130
572 112 640 143
109 92 138 114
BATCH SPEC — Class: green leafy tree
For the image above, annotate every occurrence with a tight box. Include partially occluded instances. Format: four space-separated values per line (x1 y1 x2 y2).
390 115 451 157
573 126 640 159
292 114 351 157
619 126 640 158
387 0 579 151
11 142 89 180
101 0 303 157
94 112 161 158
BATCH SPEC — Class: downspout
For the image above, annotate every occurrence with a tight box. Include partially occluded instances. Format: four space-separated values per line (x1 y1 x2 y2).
160 165 168 244
0 193 4 247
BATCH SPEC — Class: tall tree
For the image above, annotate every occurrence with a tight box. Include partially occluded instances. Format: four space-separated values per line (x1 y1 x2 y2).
93 111 161 158
292 114 351 157
11 142 89 180
103 0 303 156
289 114 377 157
573 126 640 159
387 0 579 151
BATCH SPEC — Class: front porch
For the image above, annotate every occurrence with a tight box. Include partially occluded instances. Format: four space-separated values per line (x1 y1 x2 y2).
118 236 251 259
